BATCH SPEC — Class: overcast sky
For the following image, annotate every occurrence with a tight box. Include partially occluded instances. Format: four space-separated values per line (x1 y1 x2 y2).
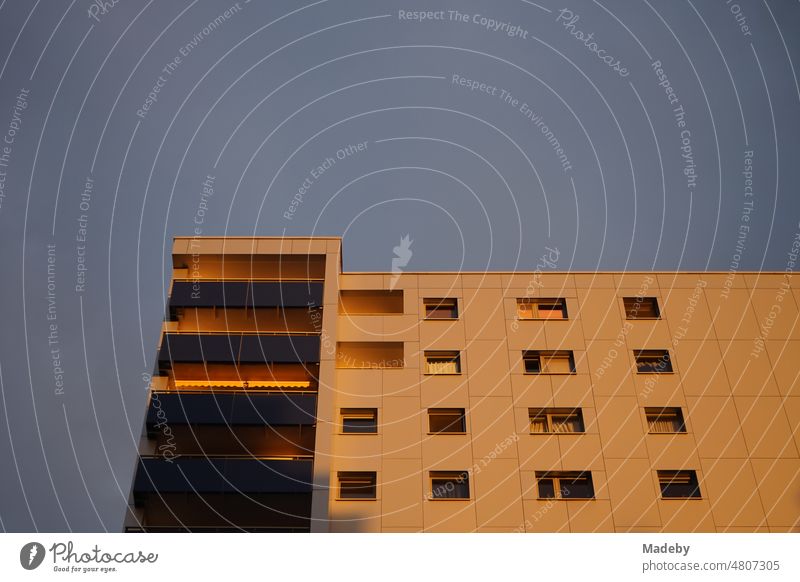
0 0 798 531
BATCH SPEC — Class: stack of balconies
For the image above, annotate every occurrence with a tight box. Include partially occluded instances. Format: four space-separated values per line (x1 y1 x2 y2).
128 256 326 532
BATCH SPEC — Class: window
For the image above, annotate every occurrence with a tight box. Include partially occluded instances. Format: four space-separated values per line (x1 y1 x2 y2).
341 408 378 434
430 471 470 499
645 407 686 434
529 408 584 433
428 409 466 434
634 350 673 373
424 351 461 374
536 471 594 499
424 298 458 319
658 470 700 499
523 350 575 374
338 472 377 499
624 297 660 319
517 298 568 320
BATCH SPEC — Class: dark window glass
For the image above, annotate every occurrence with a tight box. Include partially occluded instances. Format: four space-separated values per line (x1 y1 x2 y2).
560 474 594 499
523 354 541 374
341 409 377 434
624 297 660 319
429 409 466 433
537 478 555 499
339 472 377 499
430 472 470 499
536 472 594 499
658 470 701 498
424 298 458 319
635 350 673 373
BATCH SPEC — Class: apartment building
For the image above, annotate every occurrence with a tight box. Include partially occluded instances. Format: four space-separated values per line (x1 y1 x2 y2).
125 236 800 532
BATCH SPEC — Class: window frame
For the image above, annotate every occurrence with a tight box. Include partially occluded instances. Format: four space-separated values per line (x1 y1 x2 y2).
424 351 462 375
623 296 661 320
340 408 378 434
645 407 686 434
529 408 585 434
429 471 470 500
337 471 378 500
523 350 576 375
634 349 673 374
517 298 569 320
428 408 467 434
657 470 701 499
423 298 459 320
535 471 595 500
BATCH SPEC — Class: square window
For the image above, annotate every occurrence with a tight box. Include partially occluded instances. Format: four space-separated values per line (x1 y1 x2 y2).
529 408 585 433
425 351 461 374
523 350 575 374
658 470 701 499
424 298 458 319
517 298 568 320
428 408 466 433
634 350 673 373
430 471 470 499
341 408 378 434
535 471 594 499
623 297 660 319
338 472 377 499
645 407 686 434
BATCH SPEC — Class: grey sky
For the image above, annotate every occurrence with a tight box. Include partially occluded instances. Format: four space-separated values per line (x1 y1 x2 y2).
0 0 798 531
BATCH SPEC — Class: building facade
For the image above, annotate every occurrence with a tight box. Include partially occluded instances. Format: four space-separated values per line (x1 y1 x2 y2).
125 236 800 532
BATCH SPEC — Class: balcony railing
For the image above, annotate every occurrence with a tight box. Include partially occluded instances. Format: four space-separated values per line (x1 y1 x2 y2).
146 391 317 425
133 457 313 494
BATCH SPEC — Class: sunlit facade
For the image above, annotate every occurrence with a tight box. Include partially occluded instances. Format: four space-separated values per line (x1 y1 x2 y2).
125 237 800 532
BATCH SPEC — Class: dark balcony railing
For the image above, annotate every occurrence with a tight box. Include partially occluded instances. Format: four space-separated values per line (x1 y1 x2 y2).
170 281 323 308
132 492 311 531
158 334 320 364
133 457 313 494
146 392 317 426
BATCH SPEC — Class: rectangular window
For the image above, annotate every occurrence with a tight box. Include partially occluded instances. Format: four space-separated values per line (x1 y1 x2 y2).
338 472 377 499
341 408 378 434
645 407 686 434
634 349 673 373
517 298 568 320
529 408 584 434
424 298 458 320
523 350 575 374
658 470 701 499
430 471 470 499
428 408 466 434
424 351 461 374
624 297 660 319
536 471 594 499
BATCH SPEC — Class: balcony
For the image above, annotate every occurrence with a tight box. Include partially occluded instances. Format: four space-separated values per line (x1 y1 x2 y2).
169 281 323 308
131 492 311 532
148 425 316 457
170 307 320 335
172 253 326 280
166 362 319 391
158 333 320 365
145 391 317 426
132 457 313 494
